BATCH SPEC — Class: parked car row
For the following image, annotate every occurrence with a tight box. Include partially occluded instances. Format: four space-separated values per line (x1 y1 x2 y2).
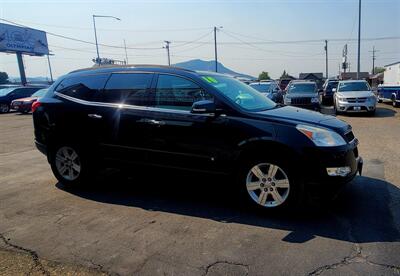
248 78 378 116
0 86 48 113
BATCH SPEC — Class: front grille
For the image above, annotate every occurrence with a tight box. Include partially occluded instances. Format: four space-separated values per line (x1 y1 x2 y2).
291 97 311 105
346 97 367 103
345 131 355 142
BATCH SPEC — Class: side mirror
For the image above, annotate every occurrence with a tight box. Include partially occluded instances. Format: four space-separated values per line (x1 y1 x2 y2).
191 100 216 114
332 88 337 92
318 89 323 93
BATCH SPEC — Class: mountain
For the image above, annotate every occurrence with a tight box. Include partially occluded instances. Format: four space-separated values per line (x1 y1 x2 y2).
173 59 255 80
9 76 51 83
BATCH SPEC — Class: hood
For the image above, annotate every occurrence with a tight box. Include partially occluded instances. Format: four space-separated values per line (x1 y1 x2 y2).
285 93 317 98
251 106 350 133
336 91 374 98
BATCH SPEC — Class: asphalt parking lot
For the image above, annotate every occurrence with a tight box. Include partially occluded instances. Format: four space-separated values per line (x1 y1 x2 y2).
1 104 399 276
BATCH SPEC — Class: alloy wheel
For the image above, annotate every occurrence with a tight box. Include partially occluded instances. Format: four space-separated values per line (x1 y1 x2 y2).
55 146 81 181
246 163 290 208
0 104 10 113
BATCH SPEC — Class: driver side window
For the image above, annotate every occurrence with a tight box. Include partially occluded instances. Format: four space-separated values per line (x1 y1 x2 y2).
154 74 213 111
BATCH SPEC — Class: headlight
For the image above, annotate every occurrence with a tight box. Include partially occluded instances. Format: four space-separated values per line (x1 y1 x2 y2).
337 97 345 102
368 96 376 102
311 97 319 103
296 124 347 147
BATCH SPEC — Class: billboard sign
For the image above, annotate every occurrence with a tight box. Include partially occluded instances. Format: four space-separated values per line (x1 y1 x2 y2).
0 23 49 56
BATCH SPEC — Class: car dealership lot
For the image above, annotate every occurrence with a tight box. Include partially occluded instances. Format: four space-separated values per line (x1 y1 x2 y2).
0 105 399 275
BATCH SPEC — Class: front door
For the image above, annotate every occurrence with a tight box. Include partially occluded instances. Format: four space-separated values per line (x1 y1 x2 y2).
143 73 235 173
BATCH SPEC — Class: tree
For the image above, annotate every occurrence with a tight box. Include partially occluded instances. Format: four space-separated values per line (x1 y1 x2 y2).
373 67 385 74
258 71 271 80
0 72 9 84
280 70 289 79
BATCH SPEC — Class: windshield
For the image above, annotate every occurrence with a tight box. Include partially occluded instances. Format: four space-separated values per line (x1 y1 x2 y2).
338 82 371 92
249 83 272 93
287 83 316 94
32 88 48 97
0 87 17 96
202 75 276 111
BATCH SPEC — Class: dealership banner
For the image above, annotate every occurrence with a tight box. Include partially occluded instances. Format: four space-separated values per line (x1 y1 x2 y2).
0 22 49 56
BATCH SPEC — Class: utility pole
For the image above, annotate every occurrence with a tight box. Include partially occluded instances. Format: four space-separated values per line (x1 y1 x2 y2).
369 46 379 74
124 39 129 64
357 0 362 79
324 40 328 79
213 26 223 72
46 54 53 83
92 15 121 66
164 41 171 66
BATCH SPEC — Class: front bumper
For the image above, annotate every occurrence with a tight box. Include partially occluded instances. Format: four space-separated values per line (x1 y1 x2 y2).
300 141 362 189
287 102 320 111
336 100 376 113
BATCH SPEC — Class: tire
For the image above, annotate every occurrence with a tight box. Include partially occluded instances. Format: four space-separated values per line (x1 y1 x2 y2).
392 97 399 107
0 103 10 113
237 154 301 210
49 144 95 188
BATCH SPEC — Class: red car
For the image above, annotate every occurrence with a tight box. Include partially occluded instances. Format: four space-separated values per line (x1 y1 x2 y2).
11 88 48 113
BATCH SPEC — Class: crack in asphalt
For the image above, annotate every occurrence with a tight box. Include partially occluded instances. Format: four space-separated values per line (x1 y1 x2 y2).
0 233 50 276
307 214 400 275
203 260 249 276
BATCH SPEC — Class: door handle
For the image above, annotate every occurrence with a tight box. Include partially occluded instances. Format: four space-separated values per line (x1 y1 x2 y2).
142 119 165 125
88 114 102 119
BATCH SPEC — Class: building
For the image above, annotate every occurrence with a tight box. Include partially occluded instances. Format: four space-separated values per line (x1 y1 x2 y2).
340 72 370 80
299 73 324 88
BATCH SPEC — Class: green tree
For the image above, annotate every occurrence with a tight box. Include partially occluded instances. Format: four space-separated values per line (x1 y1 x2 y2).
373 67 385 74
258 71 271 80
280 70 289 79
0 72 9 84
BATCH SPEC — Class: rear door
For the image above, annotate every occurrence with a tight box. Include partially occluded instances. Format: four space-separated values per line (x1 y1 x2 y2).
95 72 154 163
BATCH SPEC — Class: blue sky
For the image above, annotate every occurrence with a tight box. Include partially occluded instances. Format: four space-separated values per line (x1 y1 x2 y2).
1 0 399 79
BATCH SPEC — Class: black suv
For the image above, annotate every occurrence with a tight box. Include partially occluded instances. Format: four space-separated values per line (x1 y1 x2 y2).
33 65 362 209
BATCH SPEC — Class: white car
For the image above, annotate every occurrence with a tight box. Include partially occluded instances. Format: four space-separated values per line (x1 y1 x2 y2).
334 80 377 115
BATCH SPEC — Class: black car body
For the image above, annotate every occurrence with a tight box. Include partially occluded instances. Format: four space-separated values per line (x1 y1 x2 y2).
33 65 362 209
0 86 45 113
249 81 284 103
321 80 339 105
284 81 321 111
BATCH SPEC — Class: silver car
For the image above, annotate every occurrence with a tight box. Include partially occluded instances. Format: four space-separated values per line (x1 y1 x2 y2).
334 80 377 115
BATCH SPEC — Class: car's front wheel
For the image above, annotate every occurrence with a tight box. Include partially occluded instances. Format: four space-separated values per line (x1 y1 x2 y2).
50 145 94 187
0 103 10 113
239 157 298 210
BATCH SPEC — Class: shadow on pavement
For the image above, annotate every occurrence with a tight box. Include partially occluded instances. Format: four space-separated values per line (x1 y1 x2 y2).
340 106 396 118
56 167 400 244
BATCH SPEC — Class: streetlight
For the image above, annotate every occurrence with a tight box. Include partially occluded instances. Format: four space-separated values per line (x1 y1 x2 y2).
214 26 223 72
92 15 121 66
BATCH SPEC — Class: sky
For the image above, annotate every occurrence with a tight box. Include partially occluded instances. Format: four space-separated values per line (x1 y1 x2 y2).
1 0 399 80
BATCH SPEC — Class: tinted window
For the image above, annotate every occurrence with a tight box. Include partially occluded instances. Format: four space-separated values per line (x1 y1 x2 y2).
154 74 212 111
56 74 109 100
326 81 338 92
102 73 153 105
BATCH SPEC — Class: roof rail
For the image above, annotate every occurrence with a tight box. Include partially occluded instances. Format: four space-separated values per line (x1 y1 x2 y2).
68 64 195 74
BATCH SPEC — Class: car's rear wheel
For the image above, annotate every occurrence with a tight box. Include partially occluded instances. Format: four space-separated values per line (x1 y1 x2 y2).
0 103 10 113
50 145 94 187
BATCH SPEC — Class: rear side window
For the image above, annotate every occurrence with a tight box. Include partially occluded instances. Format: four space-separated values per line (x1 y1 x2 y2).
55 74 109 100
101 73 153 105
153 74 212 111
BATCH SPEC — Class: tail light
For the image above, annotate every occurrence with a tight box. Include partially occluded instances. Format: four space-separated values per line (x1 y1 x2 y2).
31 100 42 113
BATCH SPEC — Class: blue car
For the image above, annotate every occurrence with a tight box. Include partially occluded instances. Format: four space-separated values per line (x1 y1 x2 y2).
0 86 45 113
